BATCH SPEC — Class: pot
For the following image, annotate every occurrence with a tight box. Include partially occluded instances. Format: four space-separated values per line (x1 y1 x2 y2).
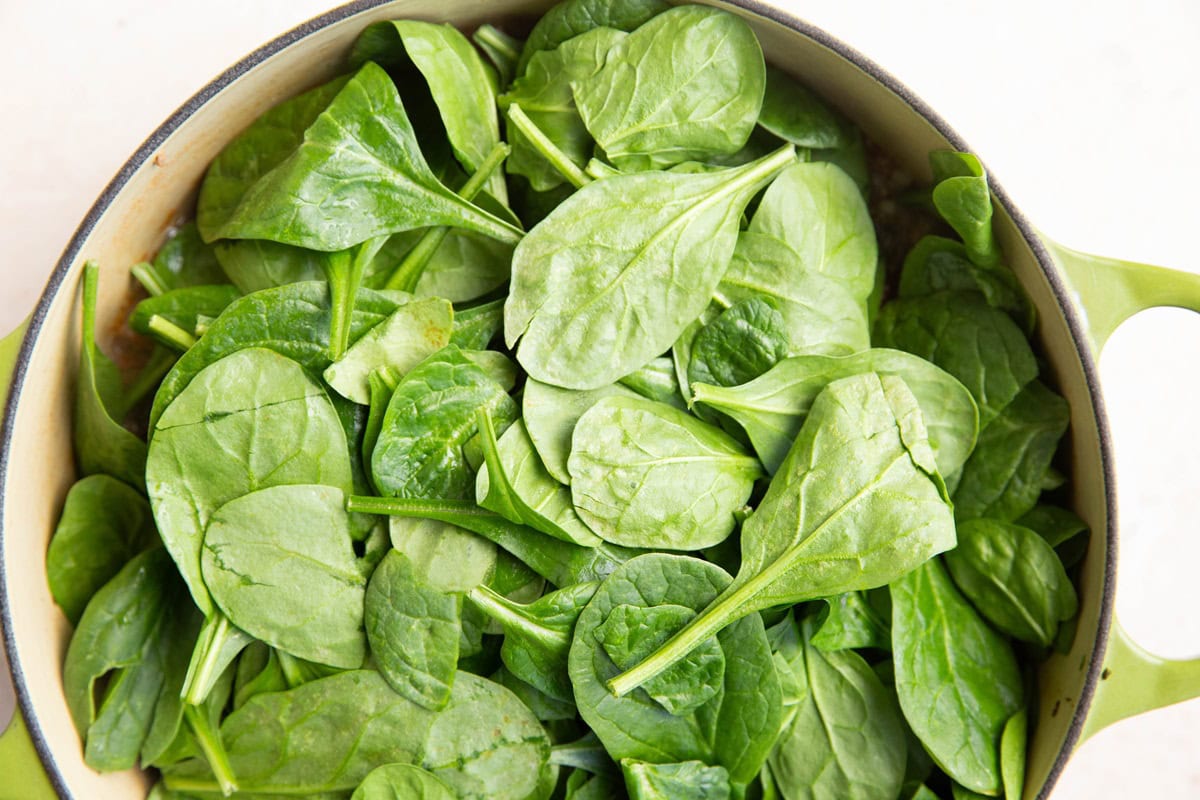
2 1 1199 798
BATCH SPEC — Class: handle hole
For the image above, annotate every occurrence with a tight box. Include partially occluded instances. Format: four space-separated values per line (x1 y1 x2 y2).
1101 306 1200 659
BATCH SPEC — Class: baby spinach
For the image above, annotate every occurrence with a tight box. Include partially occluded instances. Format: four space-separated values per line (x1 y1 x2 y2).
609 373 955 697
944 519 1078 646
147 347 353 615
323 297 453 404
767 614 907 800
476 414 603 546
569 554 781 788
63 548 182 771
618 356 688 409
873 290 1038 427
474 24 522 89
568 395 762 549
506 145 796 389
130 285 242 346
449 298 505 350
352 764 457 800
899 235 1033 332
522 378 642 484
688 297 790 389
890 560 1023 795
929 151 999 268
366 549 462 710
210 63 522 250
951 380 1070 522
623 759 732 800
1001 709 1028 800
201 484 367 668
719 232 870 357
371 346 518 498
351 20 508 204
574 6 765 170
467 581 598 703
691 348 978 476
757 66 850 151
811 591 892 653
74 262 147 491
501 27 626 191
47 475 158 625
518 0 667 71
131 223 228 297
163 670 552 799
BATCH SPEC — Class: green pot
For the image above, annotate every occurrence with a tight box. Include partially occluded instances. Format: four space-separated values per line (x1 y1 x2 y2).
2 1 1199 798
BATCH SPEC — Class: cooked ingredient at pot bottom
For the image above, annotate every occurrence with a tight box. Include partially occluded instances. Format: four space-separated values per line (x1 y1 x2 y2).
49 2 1082 798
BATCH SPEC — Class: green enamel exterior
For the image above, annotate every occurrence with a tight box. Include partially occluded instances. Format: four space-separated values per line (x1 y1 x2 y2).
1051 240 1200 742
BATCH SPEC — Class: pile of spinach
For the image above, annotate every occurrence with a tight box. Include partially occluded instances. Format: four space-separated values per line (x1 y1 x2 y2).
50 2 1086 799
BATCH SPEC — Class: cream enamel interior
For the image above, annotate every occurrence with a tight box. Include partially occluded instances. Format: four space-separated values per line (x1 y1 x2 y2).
0 1 1108 798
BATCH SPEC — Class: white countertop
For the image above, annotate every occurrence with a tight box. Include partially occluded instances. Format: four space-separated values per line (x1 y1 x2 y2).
2 1 1198 796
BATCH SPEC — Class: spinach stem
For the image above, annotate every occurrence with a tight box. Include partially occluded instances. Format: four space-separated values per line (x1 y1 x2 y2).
384 142 511 293
183 705 239 796
147 315 198 351
130 261 167 297
473 24 522 63
507 104 591 189
466 585 570 648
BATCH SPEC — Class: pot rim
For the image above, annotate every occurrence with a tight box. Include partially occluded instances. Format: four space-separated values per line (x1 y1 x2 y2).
0 1 1118 797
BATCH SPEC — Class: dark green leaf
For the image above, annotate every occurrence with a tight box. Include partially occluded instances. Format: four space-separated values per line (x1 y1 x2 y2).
688 297 789 388
517 0 668 72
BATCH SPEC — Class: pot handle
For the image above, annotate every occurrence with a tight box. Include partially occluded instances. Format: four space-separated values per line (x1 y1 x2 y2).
1048 240 1200 741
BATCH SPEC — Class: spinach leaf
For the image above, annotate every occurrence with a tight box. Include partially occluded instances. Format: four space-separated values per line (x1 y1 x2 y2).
522 378 642 484
131 285 242 345
366 549 462 710
324 297 453 404
757 66 850 150
890 559 1023 795
352 764 457 800
351 20 508 204
518 0 667 69
929 151 999 268
212 239 330 294
506 145 796 389
899 235 1032 332
201 485 367 668
197 76 350 239
609 373 955 697
618 357 687 409
351 496 638 587
574 6 765 170
474 24 523 89
595 604 724 716
74 262 147 490
951 380 1069 522
718 232 870 357
132 223 228 296
944 519 1078 646
494 667 578 722
449 298 504 350
746 161 877 304
163 670 552 799
569 554 781 788
476 415 603 546
565 770 624 800
1017 504 1088 549
691 348 978 477
371 346 518 498
140 605 205 768
147 347 353 614
873 291 1038 427
63 548 181 771
767 614 906 800
405 229 513 302
811 591 891 652
467 581 598 702
622 759 731 800
47 475 158 625
568 395 762 550
210 63 522 250
149 282 406 428
688 297 789 389
1001 709 1028 800
501 27 626 191
389 516 497 593
231 644 287 711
